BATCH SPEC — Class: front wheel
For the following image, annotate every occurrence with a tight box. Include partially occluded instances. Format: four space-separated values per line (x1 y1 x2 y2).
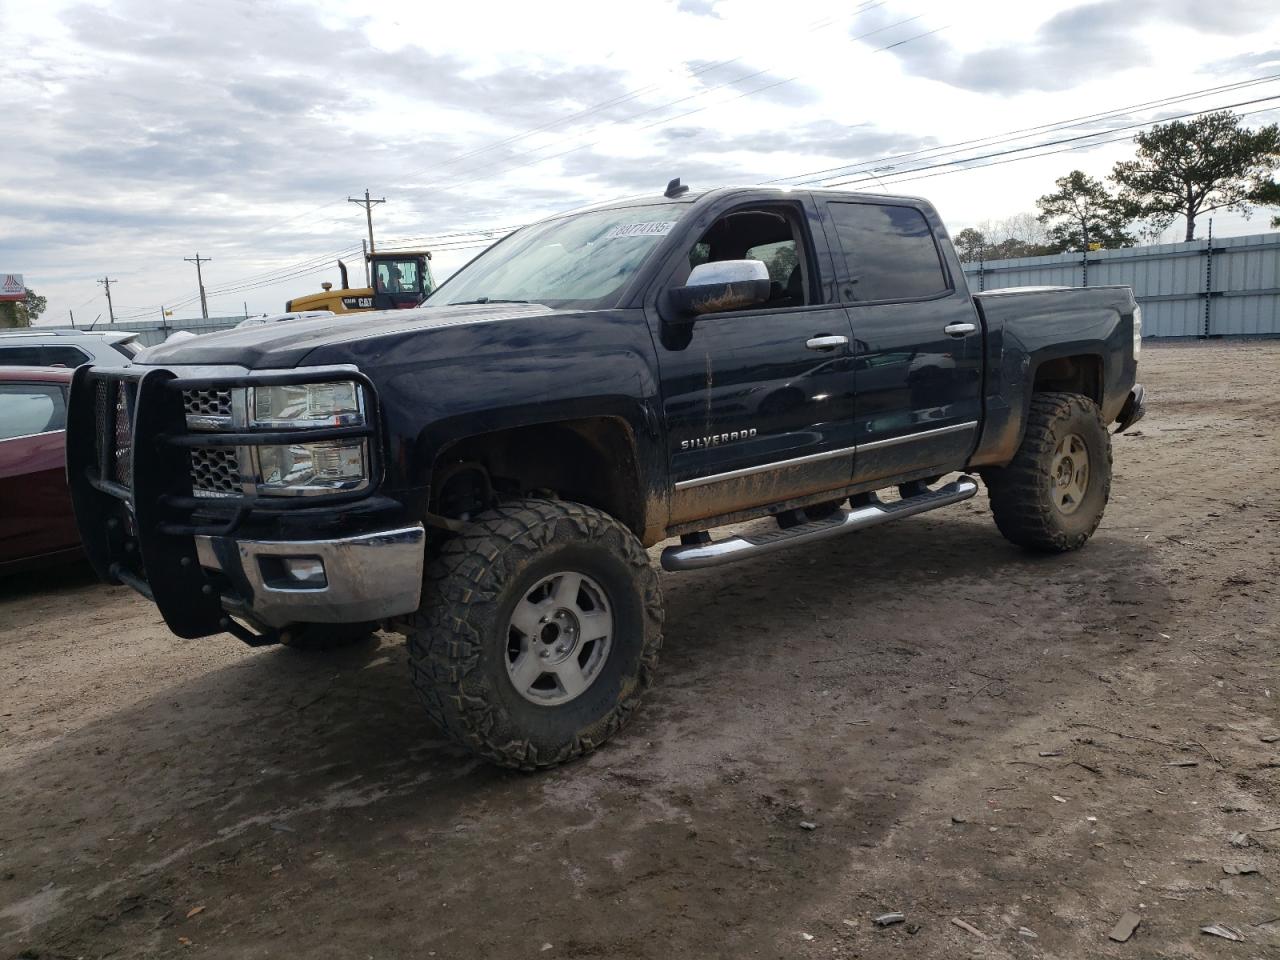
397 499 663 770
983 392 1112 552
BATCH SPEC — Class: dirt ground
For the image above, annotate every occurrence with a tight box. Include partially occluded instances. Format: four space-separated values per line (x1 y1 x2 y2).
2 340 1278 960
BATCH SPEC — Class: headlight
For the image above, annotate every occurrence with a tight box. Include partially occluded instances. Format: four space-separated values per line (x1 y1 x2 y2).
251 381 364 428
255 439 369 495
1132 305 1142 359
183 378 375 498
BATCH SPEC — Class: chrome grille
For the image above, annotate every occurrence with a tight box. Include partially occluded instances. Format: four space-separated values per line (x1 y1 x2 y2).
184 388 232 418
183 388 234 430
189 447 243 497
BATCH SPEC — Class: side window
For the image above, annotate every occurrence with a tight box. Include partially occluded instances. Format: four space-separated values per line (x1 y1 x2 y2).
688 241 711 270
40 346 91 367
744 240 799 286
827 203 949 302
685 207 811 309
0 346 43 366
0 383 67 440
111 339 142 359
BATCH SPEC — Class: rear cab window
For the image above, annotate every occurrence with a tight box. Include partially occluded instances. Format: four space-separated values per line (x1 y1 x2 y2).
825 202 950 303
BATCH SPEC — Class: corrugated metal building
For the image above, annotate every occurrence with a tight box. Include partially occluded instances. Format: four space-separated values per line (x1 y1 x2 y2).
37 315 243 347
962 231 1280 338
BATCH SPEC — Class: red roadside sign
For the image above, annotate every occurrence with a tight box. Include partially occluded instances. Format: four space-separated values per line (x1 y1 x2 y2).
0 274 24 303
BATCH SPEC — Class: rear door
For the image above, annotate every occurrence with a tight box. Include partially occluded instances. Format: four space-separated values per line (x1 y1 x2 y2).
820 199 982 485
648 197 857 525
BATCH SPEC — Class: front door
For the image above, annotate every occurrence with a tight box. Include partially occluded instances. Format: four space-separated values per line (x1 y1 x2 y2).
0 381 76 564
651 201 857 525
821 200 983 485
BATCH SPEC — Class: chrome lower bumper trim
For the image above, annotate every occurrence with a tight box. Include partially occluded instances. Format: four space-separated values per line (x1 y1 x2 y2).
196 523 425 627
661 477 978 571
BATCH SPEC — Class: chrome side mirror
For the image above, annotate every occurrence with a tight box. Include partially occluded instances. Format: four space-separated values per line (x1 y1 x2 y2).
669 259 772 318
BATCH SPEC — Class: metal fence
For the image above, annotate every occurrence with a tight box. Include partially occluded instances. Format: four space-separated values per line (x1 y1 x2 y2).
962 231 1280 338
38 315 243 347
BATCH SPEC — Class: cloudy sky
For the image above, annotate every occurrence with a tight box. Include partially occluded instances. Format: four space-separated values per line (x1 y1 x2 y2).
5 0 1279 325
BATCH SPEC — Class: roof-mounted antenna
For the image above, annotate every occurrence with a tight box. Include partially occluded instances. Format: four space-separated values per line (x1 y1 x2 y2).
664 177 690 198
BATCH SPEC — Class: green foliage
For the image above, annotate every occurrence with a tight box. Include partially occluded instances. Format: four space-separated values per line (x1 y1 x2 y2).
1257 179 1280 229
1111 111 1280 241
954 215 1056 262
1036 170 1133 252
0 287 46 329
954 227 986 263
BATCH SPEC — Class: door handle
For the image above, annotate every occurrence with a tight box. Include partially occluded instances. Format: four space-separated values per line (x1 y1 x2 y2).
805 335 849 351
944 322 976 337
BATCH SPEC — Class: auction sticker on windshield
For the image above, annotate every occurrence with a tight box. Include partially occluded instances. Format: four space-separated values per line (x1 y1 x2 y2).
603 222 676 240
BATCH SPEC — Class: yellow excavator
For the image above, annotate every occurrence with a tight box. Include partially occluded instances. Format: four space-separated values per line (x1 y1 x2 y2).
286 250 435 314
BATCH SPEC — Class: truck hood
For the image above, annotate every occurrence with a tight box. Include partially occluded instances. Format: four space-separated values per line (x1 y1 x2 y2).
138 302 563 369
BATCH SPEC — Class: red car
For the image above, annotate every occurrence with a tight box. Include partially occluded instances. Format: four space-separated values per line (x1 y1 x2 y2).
0 366 81 574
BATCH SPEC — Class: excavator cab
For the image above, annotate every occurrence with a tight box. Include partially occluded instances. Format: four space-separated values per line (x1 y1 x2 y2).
370 254 431 307
286 250 435 314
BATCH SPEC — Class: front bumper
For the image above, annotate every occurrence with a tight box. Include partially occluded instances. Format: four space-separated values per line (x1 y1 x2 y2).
66 363 417 641
1115 383 1146 433
195 524 425 629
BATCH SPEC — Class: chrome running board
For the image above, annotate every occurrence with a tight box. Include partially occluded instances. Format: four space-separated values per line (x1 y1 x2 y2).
660 476 979 572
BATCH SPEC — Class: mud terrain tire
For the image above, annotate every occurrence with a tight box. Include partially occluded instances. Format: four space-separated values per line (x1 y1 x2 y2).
984 391 1112 552
398 499 663 770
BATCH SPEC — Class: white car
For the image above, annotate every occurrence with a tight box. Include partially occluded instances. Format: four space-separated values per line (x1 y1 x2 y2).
0 329 141 367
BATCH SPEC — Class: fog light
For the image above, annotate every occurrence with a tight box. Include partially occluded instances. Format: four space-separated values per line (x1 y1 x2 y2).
258 555 327 590
283 556 326 586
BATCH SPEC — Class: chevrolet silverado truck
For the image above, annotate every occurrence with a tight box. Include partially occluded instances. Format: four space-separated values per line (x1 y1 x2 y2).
66 183 1145 769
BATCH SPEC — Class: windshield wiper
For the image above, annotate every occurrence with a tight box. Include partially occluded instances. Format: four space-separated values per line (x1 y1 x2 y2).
447 297 531 305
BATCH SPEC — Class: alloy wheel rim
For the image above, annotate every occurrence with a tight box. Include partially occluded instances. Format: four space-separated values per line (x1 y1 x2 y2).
1050 433 1090 515
505 571 613 706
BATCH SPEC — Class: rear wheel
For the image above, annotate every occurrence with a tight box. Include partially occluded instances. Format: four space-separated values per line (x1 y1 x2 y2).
983 391 1111 552
397 499 663 770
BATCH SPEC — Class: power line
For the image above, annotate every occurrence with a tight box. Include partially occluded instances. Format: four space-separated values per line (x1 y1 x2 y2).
857 103 1280 191
814 92 1280 190
109 73 1280 322
771 72 1280 186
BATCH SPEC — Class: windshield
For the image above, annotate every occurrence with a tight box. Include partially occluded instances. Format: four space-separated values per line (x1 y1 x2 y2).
429 203 688 309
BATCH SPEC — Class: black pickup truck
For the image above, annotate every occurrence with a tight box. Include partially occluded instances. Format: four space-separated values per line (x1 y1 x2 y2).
67 183 1145 769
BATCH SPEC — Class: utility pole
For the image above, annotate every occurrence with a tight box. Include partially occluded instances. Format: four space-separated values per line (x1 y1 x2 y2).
97 277 116 324
184 252 212 319
69 309 76 328
348 188 385 254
